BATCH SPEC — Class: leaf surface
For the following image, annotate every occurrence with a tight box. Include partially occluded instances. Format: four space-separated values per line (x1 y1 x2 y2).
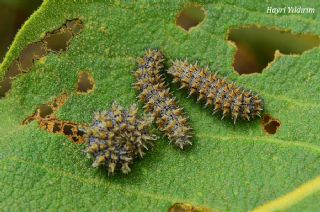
1 0 320 211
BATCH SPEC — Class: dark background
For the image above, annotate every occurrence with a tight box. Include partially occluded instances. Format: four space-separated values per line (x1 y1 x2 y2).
0 0 43 63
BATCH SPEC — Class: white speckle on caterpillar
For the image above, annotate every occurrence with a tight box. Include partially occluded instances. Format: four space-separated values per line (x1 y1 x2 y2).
84 102 156 174
134 49 192 149
168 60 263 123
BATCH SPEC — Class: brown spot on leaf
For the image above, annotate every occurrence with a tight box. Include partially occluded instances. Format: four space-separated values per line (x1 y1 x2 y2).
261 114 281 135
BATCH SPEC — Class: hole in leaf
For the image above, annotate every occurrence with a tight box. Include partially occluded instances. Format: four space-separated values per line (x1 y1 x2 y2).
22 93 68 124
227 26 320 74
72 136 79 142
0 60 20 98
63 124 73 135
77 71 95 94
19 42 47 70
76 130 85 137
261 114 281 135
44 119 85 144
44 19 83 52
52 122 61 133
0 19 83 99
39 104 54 118
0 0 43 62
43 29 73 52
22 93 86 144
0 42 46 98
176 4 205 31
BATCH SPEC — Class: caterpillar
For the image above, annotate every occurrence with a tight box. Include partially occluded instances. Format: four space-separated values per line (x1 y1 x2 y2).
133 49 192 149
83 102 156 174
168 60 263 123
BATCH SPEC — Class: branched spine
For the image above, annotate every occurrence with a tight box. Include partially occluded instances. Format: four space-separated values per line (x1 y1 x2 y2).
168 60 263 123
84 102 156 174
134 49 192 149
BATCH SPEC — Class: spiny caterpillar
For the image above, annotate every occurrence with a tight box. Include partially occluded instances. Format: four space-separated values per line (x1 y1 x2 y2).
133 49 192 149
83 102 156 174
168 60 263 123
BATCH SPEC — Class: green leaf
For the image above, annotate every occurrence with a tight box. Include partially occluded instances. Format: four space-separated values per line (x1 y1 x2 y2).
1 0 320 211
